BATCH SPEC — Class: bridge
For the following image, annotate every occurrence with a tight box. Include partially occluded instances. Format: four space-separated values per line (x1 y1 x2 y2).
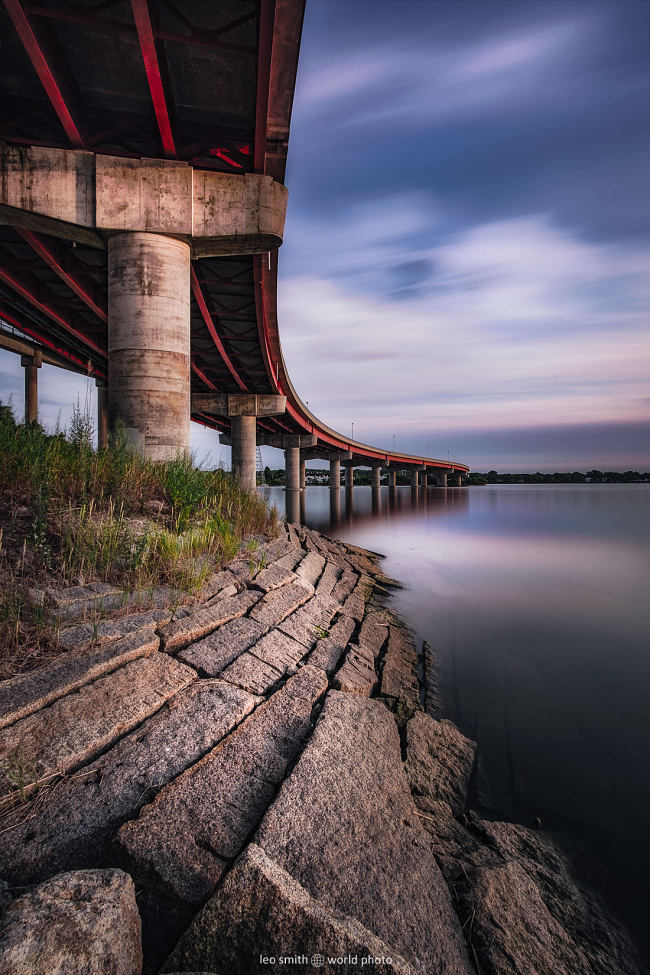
0 0 469 498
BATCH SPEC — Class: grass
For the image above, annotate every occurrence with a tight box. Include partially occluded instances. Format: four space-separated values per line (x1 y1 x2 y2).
0 401 278 674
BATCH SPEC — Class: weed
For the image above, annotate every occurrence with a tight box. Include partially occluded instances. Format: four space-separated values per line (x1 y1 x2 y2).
3 754 36 797
314 625 330 639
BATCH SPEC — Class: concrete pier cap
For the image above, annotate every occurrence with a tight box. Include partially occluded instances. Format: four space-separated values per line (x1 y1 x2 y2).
195 393 286 492
0 143 288 257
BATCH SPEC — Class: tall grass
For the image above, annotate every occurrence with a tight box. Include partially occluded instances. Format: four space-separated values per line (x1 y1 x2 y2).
0 402 276 664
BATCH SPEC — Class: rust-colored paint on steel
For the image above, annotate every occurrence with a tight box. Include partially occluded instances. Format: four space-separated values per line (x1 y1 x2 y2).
254 0 275 173
130 0 177 158
2 0 85 148
191 267 248 392
17 230 108 324
0 304 106 378
0 268 106 358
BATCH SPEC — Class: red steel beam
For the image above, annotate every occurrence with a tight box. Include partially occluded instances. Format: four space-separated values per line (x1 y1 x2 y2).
0 304 105 378
254 0 275 172
17 230 108 323
191 267 248 392
2 0 84 148
130 0 176 158
0 268 105 357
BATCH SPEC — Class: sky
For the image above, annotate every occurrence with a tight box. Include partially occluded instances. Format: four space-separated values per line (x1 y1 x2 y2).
1 0 649 472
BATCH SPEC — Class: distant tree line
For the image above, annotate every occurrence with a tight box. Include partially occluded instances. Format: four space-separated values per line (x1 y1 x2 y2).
466 470 649 486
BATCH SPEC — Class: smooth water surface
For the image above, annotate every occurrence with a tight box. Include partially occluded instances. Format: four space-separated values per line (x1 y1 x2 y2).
262 483 650 957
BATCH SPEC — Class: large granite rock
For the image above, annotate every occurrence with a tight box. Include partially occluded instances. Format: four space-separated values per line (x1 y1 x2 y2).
463 860 593 975
379 625 420 721
405 711 476 817
0 653 196 792
470 818 645 975
252 692 473 975
0 868 142 975
114 665 328 906
177 616 266 676
305 616 356 675
159 591 260 652
163 843 412 975
0 680 259 885
0 628 159 730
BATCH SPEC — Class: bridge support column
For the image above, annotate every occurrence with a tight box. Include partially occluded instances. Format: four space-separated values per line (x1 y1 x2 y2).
437 471 448 487
285 446 300 492
231 415 258 491
329 457 341 490
299 454 306 490
410 470 419 489
371 462 382 489
454 473 463 487
21 350 41 424
96 380 108 449
108 232 190 460
345 465 355 489
386 468 396 488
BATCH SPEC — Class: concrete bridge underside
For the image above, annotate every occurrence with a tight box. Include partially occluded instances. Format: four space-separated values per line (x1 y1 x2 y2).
0 0 468 489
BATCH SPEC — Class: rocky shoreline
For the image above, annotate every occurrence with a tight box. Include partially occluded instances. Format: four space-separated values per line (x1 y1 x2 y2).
0 524 643 974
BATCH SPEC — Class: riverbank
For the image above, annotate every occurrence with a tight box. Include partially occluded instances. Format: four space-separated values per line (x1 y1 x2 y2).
0 522 643 974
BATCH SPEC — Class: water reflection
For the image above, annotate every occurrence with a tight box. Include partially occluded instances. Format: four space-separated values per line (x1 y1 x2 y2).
261 483 650 959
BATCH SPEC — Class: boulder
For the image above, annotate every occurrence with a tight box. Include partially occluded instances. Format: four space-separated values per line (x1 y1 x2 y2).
163 844 412 975
404 711 476 816
0 868 142 975
253 691 474 975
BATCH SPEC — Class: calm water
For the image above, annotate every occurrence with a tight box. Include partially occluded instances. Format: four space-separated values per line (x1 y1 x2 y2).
262 483 650 959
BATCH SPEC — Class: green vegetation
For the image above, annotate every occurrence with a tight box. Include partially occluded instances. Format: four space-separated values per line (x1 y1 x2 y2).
0 402 276 671
468 470 649 485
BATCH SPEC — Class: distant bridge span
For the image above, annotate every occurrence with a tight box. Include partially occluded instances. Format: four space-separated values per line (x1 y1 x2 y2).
0 0 468 489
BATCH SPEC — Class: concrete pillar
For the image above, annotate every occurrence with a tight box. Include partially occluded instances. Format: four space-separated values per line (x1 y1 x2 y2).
410 470 419 489
21 353 41 424
108 232 190 460
329 457 341 490
438 472 448 488
387 468 396 488
299 454 306 490
285 446 300 491
371 463 381 489
345 465 354 489
231 414 257 491
454 473 463 487
96 380 108 449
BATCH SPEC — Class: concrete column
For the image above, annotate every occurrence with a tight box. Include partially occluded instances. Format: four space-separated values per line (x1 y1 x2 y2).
345 465 354 489
285 446 300 491
329 457 341 490
371 463 381 489
96 380 108 449
231 414 257 491
387 468 396 488
299 454 306 490
21 352 41 424
454 473 463 487
410 470 419 489
438 472 448 488
108 232 190 460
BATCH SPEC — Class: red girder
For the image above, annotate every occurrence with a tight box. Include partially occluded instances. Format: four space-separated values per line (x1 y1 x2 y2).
0 267 105 358
130 0 176 158
0 304 105 379
2 0 84 148
17 230 108 324
191 267 248 392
